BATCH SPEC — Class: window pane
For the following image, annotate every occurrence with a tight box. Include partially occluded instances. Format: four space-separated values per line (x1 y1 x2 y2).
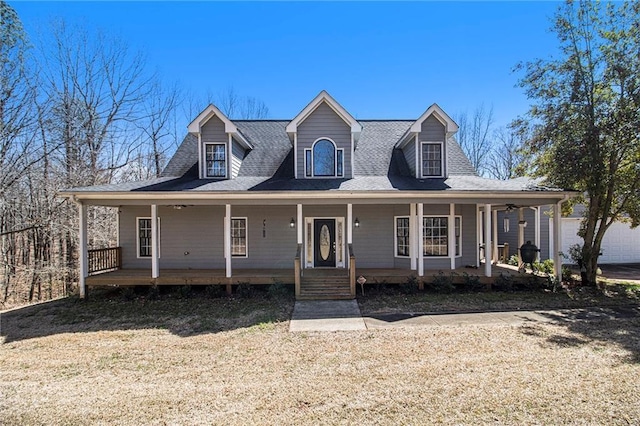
455 217 461 256
396 217 410 257
423 216 448 256
231 218 247 257
138 218 152 257
305 150 312 177
337 150 343 177
206 144 226 177
422 143 442 176
313 139 336 176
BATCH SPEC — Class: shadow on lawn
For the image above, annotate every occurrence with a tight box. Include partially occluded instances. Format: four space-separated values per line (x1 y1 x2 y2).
524 306 640 363
0 288 295 344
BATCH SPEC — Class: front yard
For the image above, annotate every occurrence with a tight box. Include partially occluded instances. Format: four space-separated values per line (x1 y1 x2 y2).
1 287 639 425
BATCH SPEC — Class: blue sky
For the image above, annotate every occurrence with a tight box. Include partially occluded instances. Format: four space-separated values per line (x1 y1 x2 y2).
12 1 561 128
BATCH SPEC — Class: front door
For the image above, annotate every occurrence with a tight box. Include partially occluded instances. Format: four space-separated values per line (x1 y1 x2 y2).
314 219 336 267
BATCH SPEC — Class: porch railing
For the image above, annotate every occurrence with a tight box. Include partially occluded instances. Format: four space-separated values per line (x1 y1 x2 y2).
294 244 302 298
88 247 122 275
348 243 356 297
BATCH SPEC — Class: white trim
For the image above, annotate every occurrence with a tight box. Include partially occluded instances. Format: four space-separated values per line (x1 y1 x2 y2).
230 217 248 258
420 141 445 178
449 203 456 269
187 104 252 149
151 205 159 279
347 204 353 244
476 205 482 267
484 204 492 277
224 204 231 278
421 214 463 258
304 138 344 178
198 132 203 179
136 216 161 259
417 203 424 276
293 133 298 179
78 202 87 298
414 136 419 179
286 91 362 138
203 142 228 179
63 190 577 204
394 216 411 258
304 216 345 268
297 204 303 245
410 203 417 270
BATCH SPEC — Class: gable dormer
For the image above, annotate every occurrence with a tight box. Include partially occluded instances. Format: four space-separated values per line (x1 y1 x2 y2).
395 104 458 179
187 104 252 179
286 91 362 179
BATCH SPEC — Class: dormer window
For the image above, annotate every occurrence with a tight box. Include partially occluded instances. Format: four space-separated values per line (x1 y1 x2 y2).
421 142 443 177
205 143 226 178
305 138 344 178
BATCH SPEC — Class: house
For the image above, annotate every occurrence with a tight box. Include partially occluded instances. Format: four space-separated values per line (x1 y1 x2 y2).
60 91 576 299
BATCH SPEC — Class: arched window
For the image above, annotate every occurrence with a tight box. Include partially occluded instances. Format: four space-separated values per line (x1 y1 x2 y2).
305 138 344 178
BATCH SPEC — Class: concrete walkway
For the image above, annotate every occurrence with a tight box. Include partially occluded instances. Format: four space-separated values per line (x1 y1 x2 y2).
290 302 640 332
289 300 367 332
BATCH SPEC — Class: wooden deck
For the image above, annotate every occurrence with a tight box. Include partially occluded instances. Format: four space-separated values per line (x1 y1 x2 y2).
87 264 522 287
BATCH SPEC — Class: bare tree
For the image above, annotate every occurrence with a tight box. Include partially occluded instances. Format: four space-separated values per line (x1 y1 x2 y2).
486 126 525 180
454 104 494 176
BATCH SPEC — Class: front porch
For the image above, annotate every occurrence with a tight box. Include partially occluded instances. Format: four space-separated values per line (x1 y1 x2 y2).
85 264 533 298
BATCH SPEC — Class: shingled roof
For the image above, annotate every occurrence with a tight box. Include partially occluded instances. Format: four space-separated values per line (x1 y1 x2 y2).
65 119 564 194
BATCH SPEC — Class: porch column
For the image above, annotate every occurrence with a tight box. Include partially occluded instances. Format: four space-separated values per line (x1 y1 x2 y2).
553 201 562 277
449 203 455 269
151 204 159 279
492 209 499 263
410 203 417 270
225 204 231 278
417 203 424 277
78 201 88 299
518 208 525 266
347 203 353 244
476 205 482 267
297 204 303 244
534 207 541 262
484 204 492 277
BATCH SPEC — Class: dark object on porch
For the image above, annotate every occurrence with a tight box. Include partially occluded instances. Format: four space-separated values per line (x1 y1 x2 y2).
519 241 540 272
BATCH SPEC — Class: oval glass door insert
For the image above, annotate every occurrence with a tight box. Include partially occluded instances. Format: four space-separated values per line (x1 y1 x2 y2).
319 225 331 260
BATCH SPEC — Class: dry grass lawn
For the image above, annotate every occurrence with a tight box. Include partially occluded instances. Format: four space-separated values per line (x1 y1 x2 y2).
1 289 640 425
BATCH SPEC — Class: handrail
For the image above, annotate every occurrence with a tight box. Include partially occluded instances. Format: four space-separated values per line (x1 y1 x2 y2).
88 247 122 275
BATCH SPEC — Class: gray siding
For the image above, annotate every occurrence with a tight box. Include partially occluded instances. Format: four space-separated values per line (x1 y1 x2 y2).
120 206 225 270
459 204 478 267
497 208 550 260
231 138 245 179
297 101 352 178
353 205 395 268
201 116 228 178
418 116 447 177
402 135 416 177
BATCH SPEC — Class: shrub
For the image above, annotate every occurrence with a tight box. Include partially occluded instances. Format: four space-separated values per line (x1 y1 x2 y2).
429 272 455 293
236 282 253 298
461 272 484 292
400 275 419 295
175 285 192 299
268 281 290 299
205 284 224 299
493 273 514 292
533 259 554 275
147 285 160 300
120 286 136 301
508 255 520 267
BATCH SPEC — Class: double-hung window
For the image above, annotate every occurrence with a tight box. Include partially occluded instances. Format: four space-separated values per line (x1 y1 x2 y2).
205 143 226 178
423 216 462 257
421 142 443 177
137 217 160 258
395 217 410 257
231 218 247 257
